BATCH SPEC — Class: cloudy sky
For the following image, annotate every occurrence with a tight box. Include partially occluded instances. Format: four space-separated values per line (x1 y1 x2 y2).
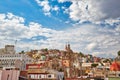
0 0 120 58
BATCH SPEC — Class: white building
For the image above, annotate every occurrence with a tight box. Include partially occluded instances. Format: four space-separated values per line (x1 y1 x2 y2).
0 45 33 70
0 53 33 70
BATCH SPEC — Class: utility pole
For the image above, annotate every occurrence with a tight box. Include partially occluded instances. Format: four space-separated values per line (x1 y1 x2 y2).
14 40 17 54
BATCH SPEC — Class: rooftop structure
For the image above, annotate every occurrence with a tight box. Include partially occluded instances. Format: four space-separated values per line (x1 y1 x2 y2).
0 45 15 54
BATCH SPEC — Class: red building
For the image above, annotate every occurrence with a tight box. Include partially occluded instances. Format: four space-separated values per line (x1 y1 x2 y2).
110 61 120 71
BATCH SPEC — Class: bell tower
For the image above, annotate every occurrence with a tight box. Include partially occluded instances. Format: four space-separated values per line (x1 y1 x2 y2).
65 43 73 53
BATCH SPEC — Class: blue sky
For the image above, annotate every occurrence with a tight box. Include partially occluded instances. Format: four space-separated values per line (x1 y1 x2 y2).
0 0 120 58
0 0 72 29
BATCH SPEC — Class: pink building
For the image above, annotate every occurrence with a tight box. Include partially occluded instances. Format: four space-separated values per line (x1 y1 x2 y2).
0 70 20 80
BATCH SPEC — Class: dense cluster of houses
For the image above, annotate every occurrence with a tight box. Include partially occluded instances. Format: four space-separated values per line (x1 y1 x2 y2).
26 44 120 78
0 44 120 79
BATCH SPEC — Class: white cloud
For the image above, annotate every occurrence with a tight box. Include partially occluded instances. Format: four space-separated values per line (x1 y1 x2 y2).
35 0 120 25
115 24 120 32
86 42 98 51
0 14 6 20
0 13 56 50
67 0 120 24
35 0 63 16
58 0 69 3
35 0 51 16
46 24 120 58
52 6 59 11
0 13 119 58
0 13 27 40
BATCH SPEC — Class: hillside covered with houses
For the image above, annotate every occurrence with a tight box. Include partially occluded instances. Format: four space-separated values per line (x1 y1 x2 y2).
0 44 120 80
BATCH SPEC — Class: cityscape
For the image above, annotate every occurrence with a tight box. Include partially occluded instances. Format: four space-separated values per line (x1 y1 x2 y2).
0 44 120 80
0 0 120 80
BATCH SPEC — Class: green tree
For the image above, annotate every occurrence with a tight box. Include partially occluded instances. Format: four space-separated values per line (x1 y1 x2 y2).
21 50 25 54
44 48 48 51
19 50 25 54
79 52 84 57
118 50 120 56
91 63 98 68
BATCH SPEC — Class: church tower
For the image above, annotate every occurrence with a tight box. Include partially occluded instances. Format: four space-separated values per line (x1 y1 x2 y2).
65 44 68 51
65 43 73 52
67 44 70 51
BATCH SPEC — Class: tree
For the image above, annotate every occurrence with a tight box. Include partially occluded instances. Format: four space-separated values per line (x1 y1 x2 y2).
118 51 120 56
21 50 25 54
91 63 98 68
44 48 48 51
19 50 25 54
79 52 84 57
